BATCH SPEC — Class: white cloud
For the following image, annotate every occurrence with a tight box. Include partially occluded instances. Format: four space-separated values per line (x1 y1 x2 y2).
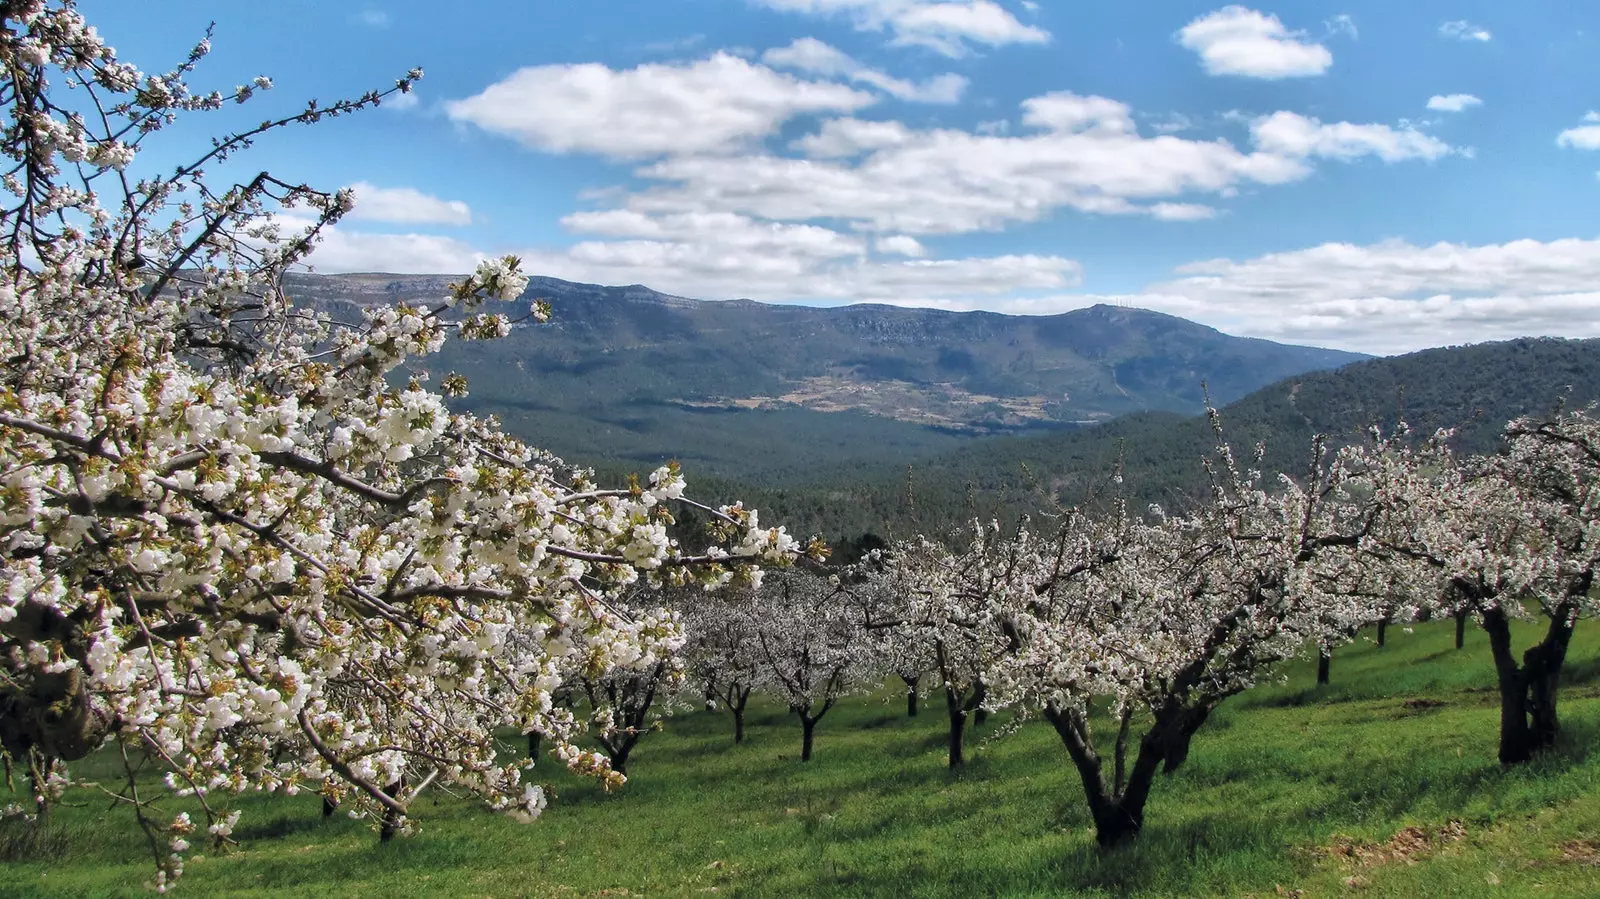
876 234 928 256
346 182 472 226
790 117 915 157
1150 202 1218 222
355 9 390 28
445 53 875 159
303 226 486 274
1558 114 1600 150
1178 7 1333 79
383 90 419 112
763 37 968 103
751 0 1049 56
1135 236 1600 352
549 208 1076 300
548 205 1072 301
608 99 1450 236
1324 14 1358 40
1439 20 1491 42
866 236 1600 353
562 209 868 261
1250 111 1456 162
1020 92 1135 134
1426 94 1482 113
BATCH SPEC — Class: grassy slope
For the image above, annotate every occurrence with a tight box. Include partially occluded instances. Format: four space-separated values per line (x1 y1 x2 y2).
4 620 1599 897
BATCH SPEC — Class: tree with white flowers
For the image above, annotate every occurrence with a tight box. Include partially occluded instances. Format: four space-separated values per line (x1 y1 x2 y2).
569 588 686 776
0 2 813 887
842 553 934 718
976 425 1420 846
872 526 1038 767
746 568 877 762
1372 410 1600 764
681 586 765 744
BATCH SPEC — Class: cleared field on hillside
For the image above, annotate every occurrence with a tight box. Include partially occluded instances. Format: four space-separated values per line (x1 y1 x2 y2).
4 620 1599 898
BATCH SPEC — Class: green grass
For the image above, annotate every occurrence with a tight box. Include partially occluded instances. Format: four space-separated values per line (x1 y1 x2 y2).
5 620 1600 897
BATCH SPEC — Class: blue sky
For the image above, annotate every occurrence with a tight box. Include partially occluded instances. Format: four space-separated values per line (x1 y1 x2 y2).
85 1 1600 353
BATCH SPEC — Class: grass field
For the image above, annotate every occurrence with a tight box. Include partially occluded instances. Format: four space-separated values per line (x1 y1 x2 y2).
4 619 1599 897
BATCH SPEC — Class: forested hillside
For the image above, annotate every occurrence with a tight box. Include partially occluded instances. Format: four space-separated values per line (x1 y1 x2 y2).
284 272 1363 480
708 337 1600 544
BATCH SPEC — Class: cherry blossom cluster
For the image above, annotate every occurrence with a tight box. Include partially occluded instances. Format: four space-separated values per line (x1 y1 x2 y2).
0 3 813 886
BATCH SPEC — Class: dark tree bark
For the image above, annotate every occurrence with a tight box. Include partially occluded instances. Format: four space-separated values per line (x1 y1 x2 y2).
944 683 967 768
1376 618 1388 647
527 730 541 760
969 679 990 727
729 685 752 744
1316 649 1331 685
1455 610 1468 650
379 777 405 842
1043 703 1169 847
1478 594 1582 765
321 795 337 818
792 693 837 762
1524 594 1581 751
1482 606 1535 764
586 662 668 777
900 673 921 717
800 714 817 762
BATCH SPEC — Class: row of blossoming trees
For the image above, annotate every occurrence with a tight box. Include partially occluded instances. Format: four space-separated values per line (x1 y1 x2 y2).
676 412 1598 847
2 1 1597 887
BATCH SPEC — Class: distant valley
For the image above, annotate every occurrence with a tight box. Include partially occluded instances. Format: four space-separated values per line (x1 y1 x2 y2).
285 272 1364 481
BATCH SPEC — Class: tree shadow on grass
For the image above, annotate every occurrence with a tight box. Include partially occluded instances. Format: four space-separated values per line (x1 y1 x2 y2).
231 812 334 843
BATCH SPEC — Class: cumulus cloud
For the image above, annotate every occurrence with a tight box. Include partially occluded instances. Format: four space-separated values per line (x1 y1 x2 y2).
1136 236 1600 352
605 99 1452 236
857 236 1600 354
1150 203 1218 222
1250 111 1456 162
876 234 929 256
445 53 875 158
546 208 1077 300
1426 94 1482 113
302 226 486 274
1178 7 1333 79
1557 113 1600 150
346 182 472 226
1439 20 1492 42
763 37 968 103
751 0 1049 56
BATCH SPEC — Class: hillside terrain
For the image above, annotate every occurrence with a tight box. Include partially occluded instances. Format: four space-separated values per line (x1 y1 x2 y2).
284 274 1600 545
10 620 1599 897
707 337 1600 543
285 272 1362 480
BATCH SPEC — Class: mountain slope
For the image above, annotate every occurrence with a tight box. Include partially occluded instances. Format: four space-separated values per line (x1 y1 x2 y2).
285 272 1363 479
706 337 1600 542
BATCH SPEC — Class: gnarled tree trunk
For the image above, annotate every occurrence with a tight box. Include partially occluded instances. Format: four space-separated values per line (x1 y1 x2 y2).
900 673 921 717
799 713 818 762
1480 606 1547 765
723 684 752 744
944 683 967 768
